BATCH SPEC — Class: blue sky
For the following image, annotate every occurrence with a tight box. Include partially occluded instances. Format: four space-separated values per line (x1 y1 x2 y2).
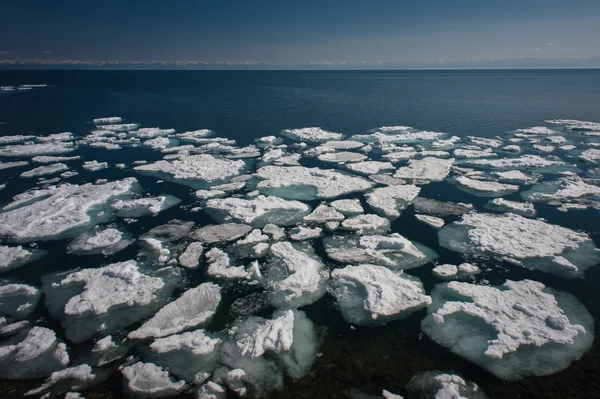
1 0 600 68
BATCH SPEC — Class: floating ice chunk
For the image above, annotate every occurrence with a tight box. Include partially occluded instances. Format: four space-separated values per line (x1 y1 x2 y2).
0 280 41 319
522 177 600 202
304 204 345 222
0 178 139 243
144 137 171 150
178 242 204 269
0 318 29 337
492 170 538 184
111 195 181 217
97 123 139 132
93 117 122 124
382 149 418 162
0 135 35 144
516 126 557 136
195 189 226 199
0 245 46 273
0 161 29 170
368 174 406 186
458 263 481 276
413 198 472 217
533 144 555 153
341 214 390 234
438 212 600 277
502 144 521 153
330 199 364 216
128 283 221 340
205 248 251 280
545 119 600 131
318 151 367 163
197 381 225 399
256 166 373 200
557 203 588 212
191 223 252 244
579 149 600 163
454 176 519 196
140 237 172 264
324 234 436 270
143 219 195 242
122 362 187 397
465 154 567 170
467 136 502 148
205 195 310 228
0 142 75 157
82 160 108 172
406 371 488 399
0 326 69 379
25 364 106 398
365 185 420 219
415 214 445 229
265 242 328 308
37 132 74 143
431 264 458 279
330 264 431 326
394 157 455 183
255 136 281 147
91 335 129 366
289 226 323 241
421 150 451 158
454 148 496 158
42 261 180 343
32 155 81 164
263 224 285 241
148 329 222 382
344 161 395 175
280 127 344 142
66 227 133 256
20 163 68 178
134 154 246 188
322 140 364 149
421 280 594 380
353 130 445 144
262 148 284 163
274 153 302 166
432 136 462 149
485 198 536 217
235 229 270 246
220 309 318 396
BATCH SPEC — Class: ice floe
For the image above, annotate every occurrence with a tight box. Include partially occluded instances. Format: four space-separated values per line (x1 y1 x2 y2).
422 280 594 380
0 245 46 273
438 212 600 277
280 127 344 142
32 155 81 164
340 214 390 234
415 214 445 229
318 151 367 163
365 185 420 219
522 177 600 203
0 280 41 319
111 195 181 217
191 223 252 244
304 204 345 223
66 227 133 256
122 362 188 397
178 242 204 269
25 364 107 398
406 371 488 399
485 198 536 217
413 197 473 216
20 163 69 178
82 160 109 172
454 175 520 196
329 264 431 326
0 142 75 157
344 161 395 175
330 199 364 216
394 157 455 183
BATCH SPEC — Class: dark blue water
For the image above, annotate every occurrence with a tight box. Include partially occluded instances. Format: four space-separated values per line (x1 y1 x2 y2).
2 69 600 143
1 70 600 398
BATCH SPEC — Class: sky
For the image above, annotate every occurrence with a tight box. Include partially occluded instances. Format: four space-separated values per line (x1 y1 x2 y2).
1 0 600 68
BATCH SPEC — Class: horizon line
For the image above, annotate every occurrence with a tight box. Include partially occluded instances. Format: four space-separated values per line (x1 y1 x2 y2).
2 66 600 71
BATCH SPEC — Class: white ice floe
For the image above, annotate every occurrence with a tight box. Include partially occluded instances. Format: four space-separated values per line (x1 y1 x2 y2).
522 177 600 203
365 185 421 219
415 214 445 229
318 151 367 163
330 199 364 216
324 233 437 270
263 224 286 241
485 198 536 217
219 310 318 396
0 326 69 379
465 154 566 170
344 161 395 175
322 140 364 149
265 242 328 308
111 195 181 217
438 212 600 277
353 130 445 144
148 329 222 382
431 264 458 279
190 223 252 244
368 174 406 186
143 219 195 242
129 283 221 340
205 248 252 280
256 165 373 200
66 227 133 256
42 260 180 343
134 154 245 188
492 170 538 184
458 263 481 276
144 136 171 150
502 144 521 153
0 245 46 273
289 226 323 241
382 149 418 162
20 163 68 178
407 371 488 399
140 237 171 264
37 132 74 143
454 175 520 196
422 279 594 380
413 197 473 216
178 242 204 269
394 157 455 183
580 148 600 163
545 119 600 131
261 148 284 163
91 335 129 366
0 281 41 319
0 161 29 170
533 144 555 153
467 136 502 148
0 135 35 144
122 362 187 397
205 195 310 228
0 178 139 242
0 142 75 157
303 204 345 223
25 364 105 398
516 126 557 136
93 117 122 124
197 381 225 399
195 189 226 200
340 214 390 234
82 160 109 172
32 155 81 164
280 127 344 142
96 123 138 132
329 264 431 326
454 148 496 158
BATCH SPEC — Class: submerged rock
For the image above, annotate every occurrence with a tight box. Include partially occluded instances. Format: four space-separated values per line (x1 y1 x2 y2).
421 280 594 380
438 212 599 277
330 264 431 326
